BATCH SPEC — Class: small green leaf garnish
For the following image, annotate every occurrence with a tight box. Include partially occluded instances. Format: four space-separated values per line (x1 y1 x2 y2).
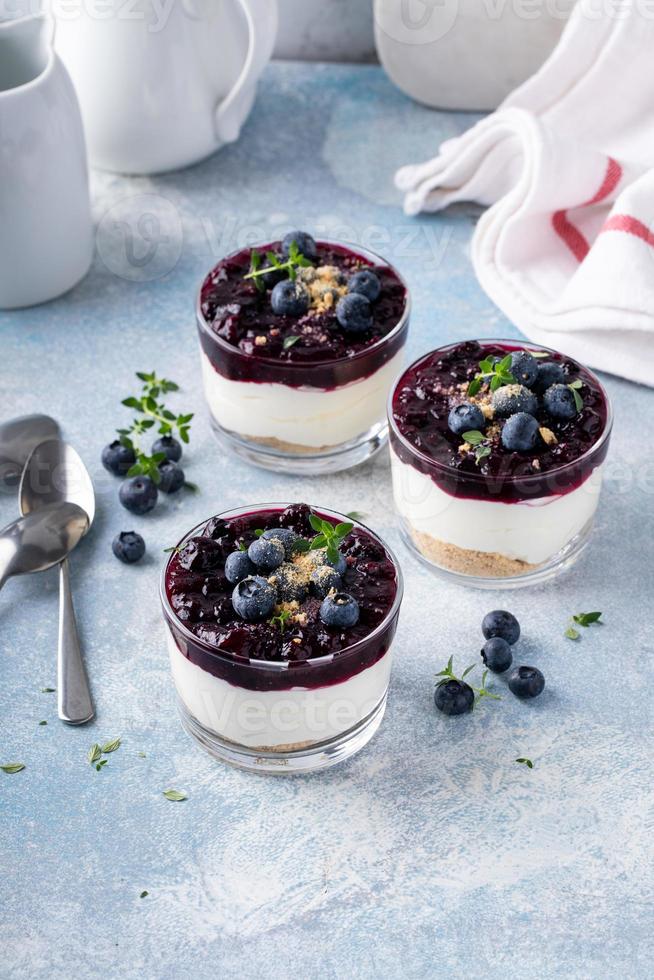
306 513 353 565
573 611 602 627
140 891 149 899
1 763 25 774
87 744 102 765
462 430 484 446
462 430 491 466
254 528 265 538
38 721 47 726
163 545 181 555
244 240 313 286
269 609 292 634
468 353 517 395
515 758 534 768
346 511 367 521
568 380 584 412
565 626 580 640
475 445 491 465
283 335 301 350
163 789 187 802
138 752 146 759
41 687 55 693
95 760 108 772
474 669 502 705
101 737 122 754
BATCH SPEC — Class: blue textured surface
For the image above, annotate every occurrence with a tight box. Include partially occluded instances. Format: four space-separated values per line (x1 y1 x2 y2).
1 63 653 980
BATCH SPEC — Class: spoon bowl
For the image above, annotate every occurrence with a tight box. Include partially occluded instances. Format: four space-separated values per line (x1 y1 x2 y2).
20 439 95 524
0 502 88 587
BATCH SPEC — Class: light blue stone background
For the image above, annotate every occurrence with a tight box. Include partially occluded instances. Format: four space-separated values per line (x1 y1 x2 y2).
1 64 653 980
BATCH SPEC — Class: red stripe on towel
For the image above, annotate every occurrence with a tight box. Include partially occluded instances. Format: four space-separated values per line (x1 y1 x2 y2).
552 157 623 262
601 213 654 247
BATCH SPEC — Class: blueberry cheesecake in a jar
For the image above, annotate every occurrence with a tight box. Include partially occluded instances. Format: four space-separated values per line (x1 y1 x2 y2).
160 503 403 773
389 340 612 587
197 231 410 473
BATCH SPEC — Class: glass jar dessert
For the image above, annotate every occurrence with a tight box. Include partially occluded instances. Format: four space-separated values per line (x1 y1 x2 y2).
197 232 410 474
161 502 403 774
389 339 612 589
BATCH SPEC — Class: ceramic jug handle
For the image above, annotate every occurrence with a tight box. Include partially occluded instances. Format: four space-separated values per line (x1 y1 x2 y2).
214 0 278 144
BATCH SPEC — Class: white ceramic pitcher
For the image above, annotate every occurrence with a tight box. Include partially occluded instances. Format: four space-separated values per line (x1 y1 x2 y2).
51 0 278 175
0 13 93 309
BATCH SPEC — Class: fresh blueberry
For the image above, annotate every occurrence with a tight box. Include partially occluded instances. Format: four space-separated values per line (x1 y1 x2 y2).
272 565 308 603
510 351 539 388
335 293 372 333
482 610 521 645
543 383 578 420
112 531 145 564
281 230 318 262
158 460 185 494
348 269 381 302
225 550 256 584
271 279 309 317
310 565 342 598
508 665 545 699
434 679 474 716
448 402 485 436
481 637 513 673
119 476 158 515
232 575 276 622
248 537 285 572
101 440 136 477
151 435 182 462
261 527 298 560
492 384 538 418
501 412 540 453
534 361 565 392
320 592 360 628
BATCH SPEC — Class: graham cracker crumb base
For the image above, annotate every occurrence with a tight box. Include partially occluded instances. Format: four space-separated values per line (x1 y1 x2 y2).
247 433 340 454
410 527 540 578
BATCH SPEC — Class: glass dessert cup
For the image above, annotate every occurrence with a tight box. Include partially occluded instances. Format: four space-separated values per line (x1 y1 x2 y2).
196 239 410 475
388 339 613 590
160 504 404 774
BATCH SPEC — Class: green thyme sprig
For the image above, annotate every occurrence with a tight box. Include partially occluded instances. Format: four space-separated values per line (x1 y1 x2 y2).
117 371 193 485
244 241 313 288
565 610 602 640
435 657 501 708
515 757 534 768
307 513 353 565
468 353 517 396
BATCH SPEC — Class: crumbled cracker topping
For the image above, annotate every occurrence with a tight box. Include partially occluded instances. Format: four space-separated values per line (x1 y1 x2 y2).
254 335 267 346
539 426 558 446
298 264 347 314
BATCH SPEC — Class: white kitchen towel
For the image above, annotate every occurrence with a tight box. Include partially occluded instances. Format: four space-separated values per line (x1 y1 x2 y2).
395 0 654 386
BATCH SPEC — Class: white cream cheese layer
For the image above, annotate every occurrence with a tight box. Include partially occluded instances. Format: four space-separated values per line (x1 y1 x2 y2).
390 447 604 565
201 350 404 448
167 631 393 748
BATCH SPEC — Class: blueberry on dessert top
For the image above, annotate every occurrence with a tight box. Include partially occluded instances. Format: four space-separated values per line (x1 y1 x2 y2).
165 503 398 662
392 341 608 486
200 235 407 364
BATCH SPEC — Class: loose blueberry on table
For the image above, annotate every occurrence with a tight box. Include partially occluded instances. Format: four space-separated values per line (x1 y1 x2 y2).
164 503 399 662
112 531 146 564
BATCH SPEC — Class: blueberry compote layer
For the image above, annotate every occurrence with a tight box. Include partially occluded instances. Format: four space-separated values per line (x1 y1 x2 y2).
391 341 610 503
164 504 400 692
198 241 408 389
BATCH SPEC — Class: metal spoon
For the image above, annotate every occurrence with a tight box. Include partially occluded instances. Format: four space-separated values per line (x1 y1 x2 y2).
20 440 96 725
0 415 60 493
0 503 88 589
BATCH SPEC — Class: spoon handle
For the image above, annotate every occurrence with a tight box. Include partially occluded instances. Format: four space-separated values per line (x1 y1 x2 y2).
58 558 94 724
